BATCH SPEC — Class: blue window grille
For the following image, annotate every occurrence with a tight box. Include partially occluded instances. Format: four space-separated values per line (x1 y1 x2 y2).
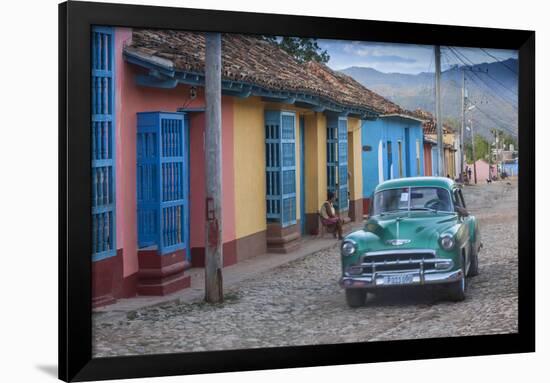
91 26 116 261
387 141 393 180
265 110 297 227
137 112 188 255
338 117 349 211
327 116 349 211
327 117 338 199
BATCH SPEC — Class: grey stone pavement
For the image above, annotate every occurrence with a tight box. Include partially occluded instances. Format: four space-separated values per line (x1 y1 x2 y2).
93 179 518 357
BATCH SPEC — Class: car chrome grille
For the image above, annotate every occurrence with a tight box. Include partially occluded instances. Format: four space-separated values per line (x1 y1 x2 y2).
361 250 436 274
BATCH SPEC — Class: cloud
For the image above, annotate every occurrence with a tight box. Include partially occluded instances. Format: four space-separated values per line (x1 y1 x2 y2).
317 39 517 75
342 44 416 63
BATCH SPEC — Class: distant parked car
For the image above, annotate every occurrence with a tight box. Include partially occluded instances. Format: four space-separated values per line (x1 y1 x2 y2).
339 177 481 307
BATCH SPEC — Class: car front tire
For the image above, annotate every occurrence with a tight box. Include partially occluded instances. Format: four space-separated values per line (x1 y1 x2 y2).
467 243 480 277
447 264 466 302
345 288 367 307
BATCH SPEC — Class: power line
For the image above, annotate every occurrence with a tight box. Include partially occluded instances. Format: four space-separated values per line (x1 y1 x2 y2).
445 47 518 109
471 104 518 138
448 47 518 98
480 48 518 74
441 48 517 141
465 70 518 111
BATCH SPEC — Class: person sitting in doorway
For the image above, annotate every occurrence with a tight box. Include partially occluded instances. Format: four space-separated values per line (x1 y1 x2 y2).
320 191 344 240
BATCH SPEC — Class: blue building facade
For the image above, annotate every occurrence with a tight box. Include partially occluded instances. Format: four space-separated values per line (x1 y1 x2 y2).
361 115 425 212
501 158 518 177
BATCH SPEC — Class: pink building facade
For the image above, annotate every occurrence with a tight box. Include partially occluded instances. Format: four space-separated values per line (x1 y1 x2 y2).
92 27 238 306
467 159 497 183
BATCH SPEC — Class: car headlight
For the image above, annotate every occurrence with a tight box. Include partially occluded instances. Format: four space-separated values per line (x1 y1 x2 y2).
439 234 455 250
341 240 357 256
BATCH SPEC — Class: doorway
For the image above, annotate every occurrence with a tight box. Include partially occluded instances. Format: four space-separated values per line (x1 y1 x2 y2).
299 116 306 235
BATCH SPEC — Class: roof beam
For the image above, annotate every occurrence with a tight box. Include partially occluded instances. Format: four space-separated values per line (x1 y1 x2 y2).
126 56 381 118
261 96 296 104
135 75 178 89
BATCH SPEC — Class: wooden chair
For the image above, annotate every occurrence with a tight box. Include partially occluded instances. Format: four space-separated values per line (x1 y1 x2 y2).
318 213 337 238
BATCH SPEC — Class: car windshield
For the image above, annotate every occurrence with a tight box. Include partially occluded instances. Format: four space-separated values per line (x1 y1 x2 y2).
372 187 453 215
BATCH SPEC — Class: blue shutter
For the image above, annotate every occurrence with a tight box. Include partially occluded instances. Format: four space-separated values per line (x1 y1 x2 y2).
326 116 338 198
137 112 188 255
338 117 349 211
281 112 297 226
265 111 281 220
265 110 296 227
137 113 159 248
327 116 348 211
91 26 116 261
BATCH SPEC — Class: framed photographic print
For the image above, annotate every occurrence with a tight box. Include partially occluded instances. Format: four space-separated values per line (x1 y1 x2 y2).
59 1 535 381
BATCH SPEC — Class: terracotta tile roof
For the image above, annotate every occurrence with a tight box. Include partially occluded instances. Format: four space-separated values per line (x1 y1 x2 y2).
419 109 453 135
304 61 413 116
125 30 425 119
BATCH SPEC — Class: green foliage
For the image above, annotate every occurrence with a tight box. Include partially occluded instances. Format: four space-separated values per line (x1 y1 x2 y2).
263 36 330 64
465 134 491 163
493 129 518 150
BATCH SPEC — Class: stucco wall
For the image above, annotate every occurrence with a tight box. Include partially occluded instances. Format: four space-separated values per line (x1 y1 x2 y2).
304 112 327 213
233 97 267 239
361 118 384 198
347 117 363 202
424 143 434 176
467 159 496 182
233 99 308 238
188 103 236 249
405 122 424 177
383 117 407 180
114 27 235 277
362 116 426 199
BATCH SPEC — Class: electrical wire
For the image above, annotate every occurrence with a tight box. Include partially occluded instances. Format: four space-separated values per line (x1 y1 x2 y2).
471 104 518 138
448 47 517 98
480 48 518 75
445 47 518 110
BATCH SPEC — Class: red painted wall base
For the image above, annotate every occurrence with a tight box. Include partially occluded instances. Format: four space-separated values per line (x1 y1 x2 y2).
137 249 191 296
266 221 301 253
190 240 237 268
363 198 371 215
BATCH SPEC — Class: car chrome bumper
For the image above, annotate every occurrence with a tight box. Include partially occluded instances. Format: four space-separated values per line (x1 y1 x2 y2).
339 269 463 289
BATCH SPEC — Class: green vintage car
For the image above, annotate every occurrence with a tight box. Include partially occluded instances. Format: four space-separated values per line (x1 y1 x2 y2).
339 176 481 307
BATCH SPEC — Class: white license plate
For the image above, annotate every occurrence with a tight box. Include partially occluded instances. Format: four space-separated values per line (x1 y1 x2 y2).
381 274 414 285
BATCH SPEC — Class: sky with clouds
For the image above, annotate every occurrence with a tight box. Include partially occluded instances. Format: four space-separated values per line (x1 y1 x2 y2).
316 39 518 74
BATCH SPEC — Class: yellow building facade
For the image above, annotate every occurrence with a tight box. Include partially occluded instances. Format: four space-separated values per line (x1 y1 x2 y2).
231 97 365 258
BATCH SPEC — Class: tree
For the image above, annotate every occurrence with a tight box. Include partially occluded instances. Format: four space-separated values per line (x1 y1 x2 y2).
465 134 490 163
263 36 330 64
497 129 518 151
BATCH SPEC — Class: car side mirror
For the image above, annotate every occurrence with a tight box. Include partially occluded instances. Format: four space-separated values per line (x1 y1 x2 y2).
455 206 469 217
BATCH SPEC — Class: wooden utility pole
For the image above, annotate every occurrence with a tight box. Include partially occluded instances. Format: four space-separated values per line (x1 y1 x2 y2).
487 138 491 181
204 32 223 303
496 130 502 179
470 119 477 184
460 69 465 182
434 46 445 177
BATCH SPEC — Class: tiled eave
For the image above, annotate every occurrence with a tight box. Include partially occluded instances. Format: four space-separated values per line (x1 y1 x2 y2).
124 49 380 119
380 113 428 124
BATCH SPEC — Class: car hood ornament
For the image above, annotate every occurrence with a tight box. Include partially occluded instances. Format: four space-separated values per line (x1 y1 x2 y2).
386 239 411 246
386 217 411 245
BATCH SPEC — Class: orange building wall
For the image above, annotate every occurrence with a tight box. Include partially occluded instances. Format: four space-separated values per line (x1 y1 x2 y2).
423 143 433 176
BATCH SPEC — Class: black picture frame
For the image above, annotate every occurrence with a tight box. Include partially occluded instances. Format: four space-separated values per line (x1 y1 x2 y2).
59 1 535 381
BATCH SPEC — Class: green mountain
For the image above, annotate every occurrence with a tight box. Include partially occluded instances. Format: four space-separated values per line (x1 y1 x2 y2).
341 59 518 140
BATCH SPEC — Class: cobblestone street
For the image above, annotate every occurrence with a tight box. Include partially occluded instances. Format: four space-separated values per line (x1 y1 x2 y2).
93 179 518 357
